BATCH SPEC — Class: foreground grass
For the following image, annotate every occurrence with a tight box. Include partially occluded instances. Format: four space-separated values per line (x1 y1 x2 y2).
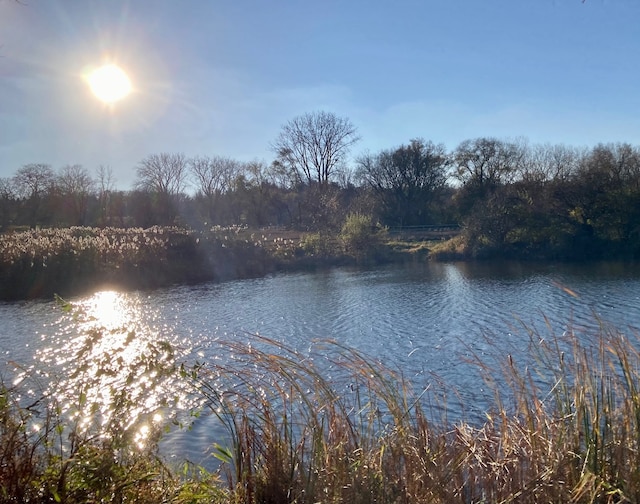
2 299 640 502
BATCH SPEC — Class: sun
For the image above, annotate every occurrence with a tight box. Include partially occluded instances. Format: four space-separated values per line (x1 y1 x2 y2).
86 64 132 104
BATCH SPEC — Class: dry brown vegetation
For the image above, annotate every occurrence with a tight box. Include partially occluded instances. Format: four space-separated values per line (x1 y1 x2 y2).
3 310 640 502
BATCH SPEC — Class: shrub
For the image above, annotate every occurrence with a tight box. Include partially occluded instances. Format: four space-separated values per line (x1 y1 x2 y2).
339 213 385 260
300 232 334 258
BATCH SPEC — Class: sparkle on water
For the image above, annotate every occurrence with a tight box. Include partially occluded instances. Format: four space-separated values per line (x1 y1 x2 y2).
32 290 194 450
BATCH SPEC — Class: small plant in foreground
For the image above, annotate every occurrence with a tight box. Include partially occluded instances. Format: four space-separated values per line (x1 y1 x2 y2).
0 298 226 503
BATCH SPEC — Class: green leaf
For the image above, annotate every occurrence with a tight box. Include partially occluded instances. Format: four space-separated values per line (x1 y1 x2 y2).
212 444 233 464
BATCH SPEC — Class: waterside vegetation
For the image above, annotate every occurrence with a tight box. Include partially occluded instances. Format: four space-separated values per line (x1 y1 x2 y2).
0 220 395 301
3 305 640 503
2 131 640 268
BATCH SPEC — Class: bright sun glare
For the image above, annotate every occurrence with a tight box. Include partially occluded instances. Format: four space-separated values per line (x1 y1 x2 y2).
86 64 132 104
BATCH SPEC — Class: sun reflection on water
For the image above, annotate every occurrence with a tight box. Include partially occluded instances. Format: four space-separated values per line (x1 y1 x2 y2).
79 290 129 329
34 290 195 450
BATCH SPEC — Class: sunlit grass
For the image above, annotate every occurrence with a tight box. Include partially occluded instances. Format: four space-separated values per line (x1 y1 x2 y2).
428 234 469 260
0 226 305 300
185 326 640 503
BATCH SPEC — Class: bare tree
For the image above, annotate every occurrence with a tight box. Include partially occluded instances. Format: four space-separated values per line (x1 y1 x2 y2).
12 163 55 200
272 111 360 188
96 165 116 226
0 177 16 230
135 153 189 196
189 155 244 223
57 164 95 225
520 143 583 184
96 165 116 194
135 153 189 224
12 163 56 225
189 155 241 198
0 177 15 200
581 142 640 187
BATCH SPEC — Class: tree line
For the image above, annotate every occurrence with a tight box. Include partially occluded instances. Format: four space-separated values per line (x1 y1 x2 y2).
2 110 640 260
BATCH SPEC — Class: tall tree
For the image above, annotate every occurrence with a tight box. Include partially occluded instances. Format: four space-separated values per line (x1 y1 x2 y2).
519 143 583 184
189 155 243 223
272 111 360 188
356 139 450 226
135 153 189 224
96 165 116 226
12 163 56 225
12 163 55 200
454 138 524 189
57 164 95 225
0 177 16 230
136 153 189 195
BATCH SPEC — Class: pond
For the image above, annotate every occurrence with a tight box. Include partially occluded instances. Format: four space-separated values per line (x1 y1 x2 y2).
2 260 640 466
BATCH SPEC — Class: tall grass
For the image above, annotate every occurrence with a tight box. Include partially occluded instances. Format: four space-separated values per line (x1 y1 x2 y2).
188 324 640 503
0 226 304 300
3 299 640 502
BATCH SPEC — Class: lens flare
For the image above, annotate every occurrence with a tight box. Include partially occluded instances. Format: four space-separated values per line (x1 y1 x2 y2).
86 64 132 104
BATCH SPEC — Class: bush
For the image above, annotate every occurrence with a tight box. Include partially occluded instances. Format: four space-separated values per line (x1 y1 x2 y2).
300 232 334 258
340 213 385 259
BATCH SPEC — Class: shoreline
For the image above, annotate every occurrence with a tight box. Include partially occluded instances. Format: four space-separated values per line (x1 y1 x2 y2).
1 225 638 302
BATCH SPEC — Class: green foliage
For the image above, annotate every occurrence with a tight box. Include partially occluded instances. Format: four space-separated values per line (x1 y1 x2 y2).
339 213 386 260
454 142 640 260
356 138 450 226
300 232 334 258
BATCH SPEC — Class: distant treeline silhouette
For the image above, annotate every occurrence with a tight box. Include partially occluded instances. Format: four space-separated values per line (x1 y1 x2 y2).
1 136 639 260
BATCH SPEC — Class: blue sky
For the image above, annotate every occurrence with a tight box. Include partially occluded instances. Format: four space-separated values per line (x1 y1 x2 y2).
1 0 639 189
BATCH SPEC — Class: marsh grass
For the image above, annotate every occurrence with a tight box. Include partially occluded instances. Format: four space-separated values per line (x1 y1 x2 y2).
3 297 640 502
427 234 468 260
1 224 468 301
0 226 306 300
185 322 640 503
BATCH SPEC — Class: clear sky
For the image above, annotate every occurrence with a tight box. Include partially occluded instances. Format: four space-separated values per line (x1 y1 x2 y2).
1 0 639 189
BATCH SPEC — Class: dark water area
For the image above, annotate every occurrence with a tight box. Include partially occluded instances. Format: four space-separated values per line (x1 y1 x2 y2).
2 260 640 466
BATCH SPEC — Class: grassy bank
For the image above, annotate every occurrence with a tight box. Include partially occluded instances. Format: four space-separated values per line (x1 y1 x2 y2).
0 223 402 301
3 302 640 502
0 226 304 301
5 223 635 302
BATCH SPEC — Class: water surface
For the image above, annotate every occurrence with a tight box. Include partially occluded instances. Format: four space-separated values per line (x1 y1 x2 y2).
2 260 640 465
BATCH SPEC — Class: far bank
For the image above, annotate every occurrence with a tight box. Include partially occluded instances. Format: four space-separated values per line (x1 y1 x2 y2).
1 221 638 301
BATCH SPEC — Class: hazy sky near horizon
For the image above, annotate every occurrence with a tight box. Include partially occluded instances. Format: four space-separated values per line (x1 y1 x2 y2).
1 0 639 189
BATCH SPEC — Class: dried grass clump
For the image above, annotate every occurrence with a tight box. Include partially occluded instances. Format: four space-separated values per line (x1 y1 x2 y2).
190 323 640 503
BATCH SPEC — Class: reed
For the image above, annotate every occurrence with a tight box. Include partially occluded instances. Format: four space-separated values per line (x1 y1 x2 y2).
3 297 640 502
0 226 303 300
187 323 640 503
